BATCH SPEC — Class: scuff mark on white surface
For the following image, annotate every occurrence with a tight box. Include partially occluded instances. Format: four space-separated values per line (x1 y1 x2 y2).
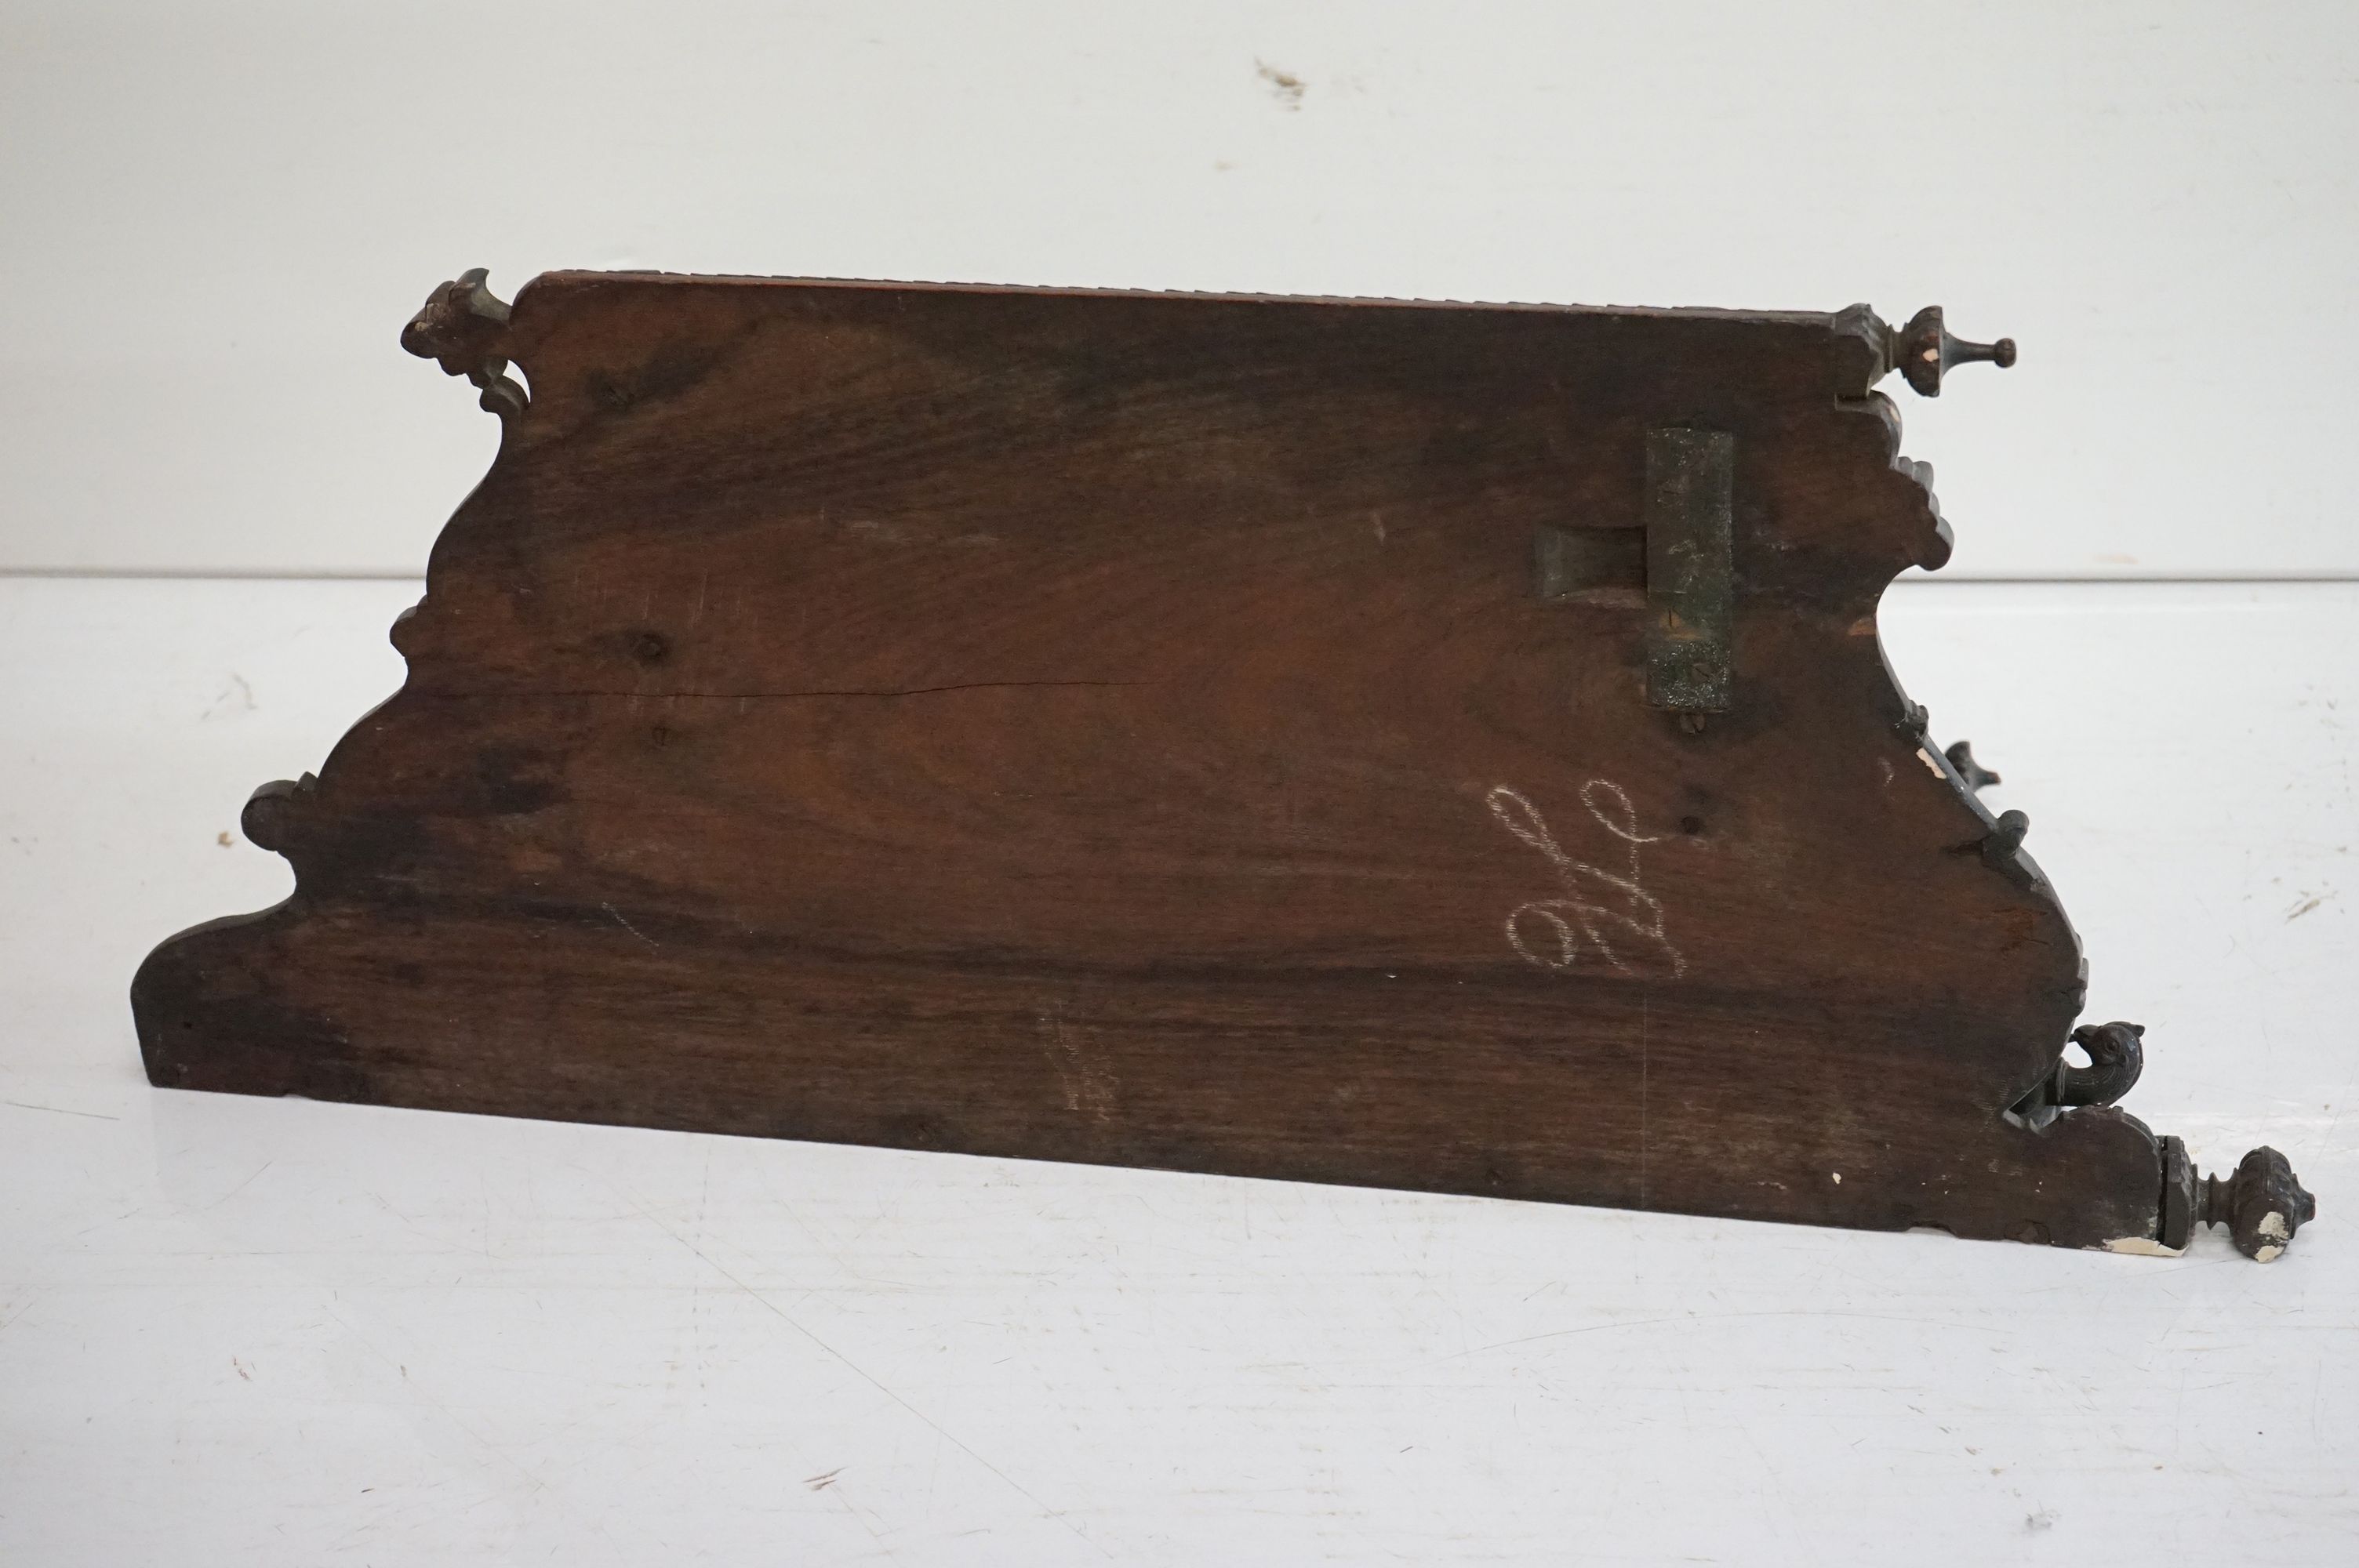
1256 60 1306 109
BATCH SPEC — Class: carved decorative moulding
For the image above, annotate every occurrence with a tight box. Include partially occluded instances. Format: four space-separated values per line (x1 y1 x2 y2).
133 270 2312 1261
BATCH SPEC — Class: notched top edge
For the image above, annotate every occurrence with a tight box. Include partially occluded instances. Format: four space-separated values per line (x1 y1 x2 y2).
508 266 1864 326
451 268 2013 419
488 268 2016 422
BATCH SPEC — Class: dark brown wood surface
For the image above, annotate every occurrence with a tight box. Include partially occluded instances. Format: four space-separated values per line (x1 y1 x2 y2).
134 272 2232 1254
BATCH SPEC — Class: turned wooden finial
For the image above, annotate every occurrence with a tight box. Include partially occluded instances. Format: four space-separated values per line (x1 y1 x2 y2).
1892 305 2016 397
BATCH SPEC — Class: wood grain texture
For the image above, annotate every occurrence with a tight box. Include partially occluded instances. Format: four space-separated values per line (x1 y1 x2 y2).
135 273 2196 1252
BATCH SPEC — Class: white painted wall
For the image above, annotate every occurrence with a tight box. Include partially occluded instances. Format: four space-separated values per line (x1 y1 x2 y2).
4 1 2355 578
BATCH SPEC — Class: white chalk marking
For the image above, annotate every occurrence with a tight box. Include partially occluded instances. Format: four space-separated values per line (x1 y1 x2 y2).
1485 782 1685 978
601 902 657 946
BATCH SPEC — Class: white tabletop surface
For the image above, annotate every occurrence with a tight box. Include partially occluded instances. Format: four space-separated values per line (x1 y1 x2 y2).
2 575 2354 1565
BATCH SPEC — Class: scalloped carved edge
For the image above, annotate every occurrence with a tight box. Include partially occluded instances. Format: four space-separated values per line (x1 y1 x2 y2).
1828 310 2296 1255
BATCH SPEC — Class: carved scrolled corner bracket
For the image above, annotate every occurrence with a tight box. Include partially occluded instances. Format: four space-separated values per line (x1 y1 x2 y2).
401 267 528 421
